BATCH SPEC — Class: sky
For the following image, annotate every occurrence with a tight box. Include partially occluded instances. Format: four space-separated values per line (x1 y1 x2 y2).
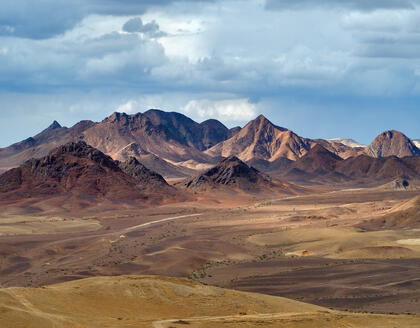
0 0 419 147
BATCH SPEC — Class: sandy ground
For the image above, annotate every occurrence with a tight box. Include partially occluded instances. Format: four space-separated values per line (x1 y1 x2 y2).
0 188 419 315
1 275 419 328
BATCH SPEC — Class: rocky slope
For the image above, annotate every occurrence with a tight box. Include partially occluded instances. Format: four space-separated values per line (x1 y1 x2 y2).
118 157 169 188
314 139 365 159
278 147 420 185
327 138 366 148
0 110 234 176
0 141 179 207
184 156 272 191
82 110 229 163
365 130 420 158
205 115 313 162
0 120 95 169
288 144 343 175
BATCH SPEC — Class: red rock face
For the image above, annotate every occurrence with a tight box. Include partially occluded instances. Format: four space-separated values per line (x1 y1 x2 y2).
366 130 420 158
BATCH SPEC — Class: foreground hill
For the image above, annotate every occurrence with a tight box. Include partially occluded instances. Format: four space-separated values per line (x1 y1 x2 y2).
366 130 420 158
0 141 181 210
0 275 418 328
205 115 313 161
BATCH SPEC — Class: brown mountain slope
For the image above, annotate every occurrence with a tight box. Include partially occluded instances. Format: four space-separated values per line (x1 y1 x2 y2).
278 145 346 183
315 139 365 159
273 146 420 186
365 130 420 158
82 110 227 163
113 142 195 178
0 141 180 209
289 144 343 174
0 110 232 175
335 155 420 181
205 115 313 162
0 120 95 170
183 156 304 195
118 157 169 188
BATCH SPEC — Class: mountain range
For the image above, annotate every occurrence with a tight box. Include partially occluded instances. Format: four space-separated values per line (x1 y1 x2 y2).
0 141 183 211
0 110 419 189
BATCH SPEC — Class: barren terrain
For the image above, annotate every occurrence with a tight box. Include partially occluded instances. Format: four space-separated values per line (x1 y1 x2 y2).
2 275 419 328
0 187 419 317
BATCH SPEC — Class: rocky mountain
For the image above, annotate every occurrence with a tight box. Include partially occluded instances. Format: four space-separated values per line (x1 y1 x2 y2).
0 110 234 177
0 141 179 207
118 157 168 188
82 110 218 163
277 147 420 186
113 142 196 178
1 111 419 184
205 115 313 162
314 139 365 159
327 138 366 148
365 130 420 158
0 120 95 170
184 156 273 191
288 144 343 175
413 139 420 148
182 155 307 195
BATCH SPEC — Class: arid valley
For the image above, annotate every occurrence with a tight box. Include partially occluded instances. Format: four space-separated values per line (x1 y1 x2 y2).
0 109 419 327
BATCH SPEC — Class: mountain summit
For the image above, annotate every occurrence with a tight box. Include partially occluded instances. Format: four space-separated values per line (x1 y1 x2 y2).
205 115 312 161
184 156 272 191
366 130 420 158
0 141 179 208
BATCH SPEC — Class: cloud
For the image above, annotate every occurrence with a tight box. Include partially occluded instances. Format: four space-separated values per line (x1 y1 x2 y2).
116 100 141 113
122 17 166 38
0 0 214 39
265 0 417 11
183 98 258 122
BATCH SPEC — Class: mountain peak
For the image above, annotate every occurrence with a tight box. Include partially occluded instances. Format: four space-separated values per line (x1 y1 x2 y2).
119 156 168 187
254 114 271 125
184 155 271 190
366 129 420 158
104 112 130 123
47 120 62 130
247 114 288 133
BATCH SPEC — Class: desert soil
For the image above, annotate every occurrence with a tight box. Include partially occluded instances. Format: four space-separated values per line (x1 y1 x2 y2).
0 188 419 315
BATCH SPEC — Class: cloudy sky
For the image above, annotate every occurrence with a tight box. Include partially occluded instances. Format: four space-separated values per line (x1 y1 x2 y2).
1 0 420 146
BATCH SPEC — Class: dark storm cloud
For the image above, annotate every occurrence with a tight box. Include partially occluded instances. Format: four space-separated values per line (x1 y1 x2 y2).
0 0 213 39
265 0 417 11
122 17 166 38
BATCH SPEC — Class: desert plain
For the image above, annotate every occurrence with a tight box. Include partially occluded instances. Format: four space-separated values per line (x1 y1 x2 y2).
1 185 419 327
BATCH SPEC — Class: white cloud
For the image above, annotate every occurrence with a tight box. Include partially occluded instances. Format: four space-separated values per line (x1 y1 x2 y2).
183 98 257 122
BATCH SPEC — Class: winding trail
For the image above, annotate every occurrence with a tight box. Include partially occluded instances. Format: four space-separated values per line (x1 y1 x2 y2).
122 213 203 234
